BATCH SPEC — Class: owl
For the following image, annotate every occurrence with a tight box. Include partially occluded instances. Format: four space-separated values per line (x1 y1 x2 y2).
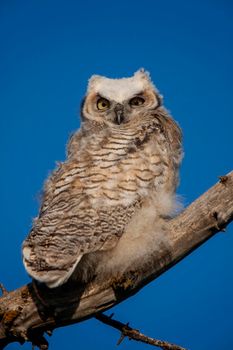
22 69 182 288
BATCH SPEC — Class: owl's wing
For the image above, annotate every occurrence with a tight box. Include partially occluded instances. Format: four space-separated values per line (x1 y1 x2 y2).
22 162 131 288
157 108 183 165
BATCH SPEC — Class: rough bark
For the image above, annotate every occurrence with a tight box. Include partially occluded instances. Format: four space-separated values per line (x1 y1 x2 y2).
0 172 232 349
95 313 187 350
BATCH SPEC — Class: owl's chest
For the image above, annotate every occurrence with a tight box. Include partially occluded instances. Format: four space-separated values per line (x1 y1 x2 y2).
77 132 169 206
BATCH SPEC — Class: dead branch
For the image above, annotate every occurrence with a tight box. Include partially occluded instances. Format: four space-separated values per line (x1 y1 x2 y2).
0 171 232 349
95 313 187 350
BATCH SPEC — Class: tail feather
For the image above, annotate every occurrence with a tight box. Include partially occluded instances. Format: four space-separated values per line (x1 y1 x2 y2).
22 245 82 288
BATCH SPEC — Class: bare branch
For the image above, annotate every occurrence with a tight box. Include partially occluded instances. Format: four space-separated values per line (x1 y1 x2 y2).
0 171 232 349
95 313 187 350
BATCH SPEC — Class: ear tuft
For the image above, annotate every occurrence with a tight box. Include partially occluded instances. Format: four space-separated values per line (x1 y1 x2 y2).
134 68 151 82
88 75 103 91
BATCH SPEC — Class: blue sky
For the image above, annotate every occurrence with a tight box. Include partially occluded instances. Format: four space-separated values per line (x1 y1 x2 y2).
0 1 233 349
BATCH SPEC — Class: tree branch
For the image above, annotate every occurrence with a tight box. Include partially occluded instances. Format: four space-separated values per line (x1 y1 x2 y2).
0 172 232 349
95 313 187 350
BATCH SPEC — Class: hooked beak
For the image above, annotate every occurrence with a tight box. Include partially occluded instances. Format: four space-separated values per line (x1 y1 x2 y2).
114 104 124 125
115 110 124 125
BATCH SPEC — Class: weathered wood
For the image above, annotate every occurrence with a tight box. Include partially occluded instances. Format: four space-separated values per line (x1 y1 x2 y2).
0 171 232 348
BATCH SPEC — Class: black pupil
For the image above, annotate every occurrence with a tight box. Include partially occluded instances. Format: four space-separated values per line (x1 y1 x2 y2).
131 97 144 106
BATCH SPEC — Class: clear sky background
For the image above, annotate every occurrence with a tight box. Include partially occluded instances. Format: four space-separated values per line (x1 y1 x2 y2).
0 1 233 349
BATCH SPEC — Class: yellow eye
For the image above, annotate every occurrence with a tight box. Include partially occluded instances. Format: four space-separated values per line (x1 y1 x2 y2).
97 97 110 110
129 96 145 107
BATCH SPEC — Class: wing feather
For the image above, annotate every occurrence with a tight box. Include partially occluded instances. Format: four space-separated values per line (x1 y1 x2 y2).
22 161 135 287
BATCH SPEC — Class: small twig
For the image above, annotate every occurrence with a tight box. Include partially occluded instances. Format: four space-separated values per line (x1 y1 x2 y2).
0 284 8 297
95 313 187 350
219 175 228 184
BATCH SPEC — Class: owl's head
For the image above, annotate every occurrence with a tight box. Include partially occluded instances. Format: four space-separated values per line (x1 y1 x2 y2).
81 69 162 127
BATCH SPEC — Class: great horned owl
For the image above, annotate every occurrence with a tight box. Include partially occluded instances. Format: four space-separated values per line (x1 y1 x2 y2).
22 69 182 288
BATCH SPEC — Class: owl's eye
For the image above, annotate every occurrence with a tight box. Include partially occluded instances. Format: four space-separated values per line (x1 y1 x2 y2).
129 96 145 107
97 97 110 110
